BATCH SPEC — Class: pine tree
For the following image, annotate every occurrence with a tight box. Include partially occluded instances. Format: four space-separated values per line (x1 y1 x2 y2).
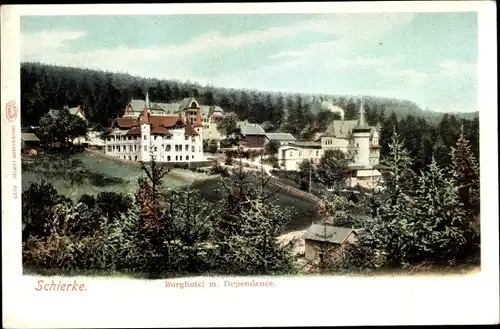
410 158 469 262
137 149 171 275
364 130 416 266
451 130 480 218
214 157 298 275
162 188 218 275
450 130 480 258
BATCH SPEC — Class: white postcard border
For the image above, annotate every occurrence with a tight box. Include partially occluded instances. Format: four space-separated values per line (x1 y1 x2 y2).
2 2 498 328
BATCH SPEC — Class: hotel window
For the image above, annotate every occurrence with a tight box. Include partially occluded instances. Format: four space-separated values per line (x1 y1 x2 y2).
186 156 189 161
129 145 133 151
134 145 137 151
154 136 157 140
167 156 171 161
135 156 138 161
166 145 171 151
175 156 178 161
139 145 141 150
180 156 183 161
107 146 112 152
316 151 319 156
144 146 148 151
134 136 138 140
185 136 189 141
128 136 132 140
185 145 189 151
154 146 158 152
192 146 195 152
143 135 147 140
166 135 172 140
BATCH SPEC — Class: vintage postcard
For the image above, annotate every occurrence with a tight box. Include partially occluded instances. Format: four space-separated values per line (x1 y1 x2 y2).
2 2 498 328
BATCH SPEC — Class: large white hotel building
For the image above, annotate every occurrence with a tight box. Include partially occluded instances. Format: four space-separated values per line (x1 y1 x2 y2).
104 95 205 163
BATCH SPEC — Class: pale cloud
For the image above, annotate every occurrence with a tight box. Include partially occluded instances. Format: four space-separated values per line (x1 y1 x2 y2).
22 12 415 71
438 59 477 77
267 13 415 61
21 30 87 56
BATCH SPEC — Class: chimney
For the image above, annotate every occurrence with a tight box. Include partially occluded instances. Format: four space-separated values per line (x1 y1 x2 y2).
145 92 150 109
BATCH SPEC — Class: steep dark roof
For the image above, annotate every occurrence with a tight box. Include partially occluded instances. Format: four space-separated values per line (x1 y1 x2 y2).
240 123 266 136
352 103 371 132
265 133 296 141
22 133 40 142
302 225 355 244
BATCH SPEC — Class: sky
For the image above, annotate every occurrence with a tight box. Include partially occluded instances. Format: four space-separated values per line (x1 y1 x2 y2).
20 12 478 113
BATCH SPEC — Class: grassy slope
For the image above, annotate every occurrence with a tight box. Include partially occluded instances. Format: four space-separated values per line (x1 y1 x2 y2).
22 151 321 232
22 151 187 200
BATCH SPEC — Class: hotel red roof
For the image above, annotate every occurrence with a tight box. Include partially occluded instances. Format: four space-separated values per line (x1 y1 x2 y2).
151 125 172 135
126 127 142 136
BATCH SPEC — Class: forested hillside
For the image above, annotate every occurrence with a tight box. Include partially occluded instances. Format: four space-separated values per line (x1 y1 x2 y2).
21 62 477 130
21 62 479 171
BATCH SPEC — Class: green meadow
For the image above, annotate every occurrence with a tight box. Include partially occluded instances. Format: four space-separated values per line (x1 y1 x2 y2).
22 151 187 201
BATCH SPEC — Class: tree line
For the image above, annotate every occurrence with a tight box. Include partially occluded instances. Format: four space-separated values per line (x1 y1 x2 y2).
21 62 477 138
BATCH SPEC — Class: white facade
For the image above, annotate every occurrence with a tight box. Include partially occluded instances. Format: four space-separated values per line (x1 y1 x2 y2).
277 103 382 180
277 143 324 171
104 107 204 163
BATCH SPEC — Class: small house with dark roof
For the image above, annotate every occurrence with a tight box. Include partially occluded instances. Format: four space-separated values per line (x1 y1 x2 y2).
21 133 41 155
265 132 296 145
237 122 267 149
48 105 86 122
302 224 358 262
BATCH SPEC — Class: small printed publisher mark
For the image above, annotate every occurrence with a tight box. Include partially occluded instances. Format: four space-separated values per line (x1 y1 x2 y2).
6 100 17 122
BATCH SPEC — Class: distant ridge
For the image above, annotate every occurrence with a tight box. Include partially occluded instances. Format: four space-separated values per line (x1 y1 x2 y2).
21 62 477 124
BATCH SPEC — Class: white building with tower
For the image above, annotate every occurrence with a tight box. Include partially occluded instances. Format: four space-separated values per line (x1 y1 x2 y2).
104 93 204 163
276 102 382 189
345 103 383 189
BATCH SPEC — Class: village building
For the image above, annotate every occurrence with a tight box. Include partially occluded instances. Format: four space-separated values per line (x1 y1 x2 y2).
277 141 324 171
122 95 225 145
21 133 41 155
302 224 358 262
105 97 204 163
86 130 105 150
49 105 87 122
345 104 383 189
276 103 382 189
264 132 296 146
236 121 267 149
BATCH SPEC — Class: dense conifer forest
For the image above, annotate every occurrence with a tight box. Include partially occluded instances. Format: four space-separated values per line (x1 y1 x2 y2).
21 62 479 171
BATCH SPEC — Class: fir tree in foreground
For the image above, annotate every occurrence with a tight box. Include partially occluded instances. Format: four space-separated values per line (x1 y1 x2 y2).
451 129 480 219
137 150 171 275
450 130 480 259
363 130 417 267
214 157 299 275
410 158 469 263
